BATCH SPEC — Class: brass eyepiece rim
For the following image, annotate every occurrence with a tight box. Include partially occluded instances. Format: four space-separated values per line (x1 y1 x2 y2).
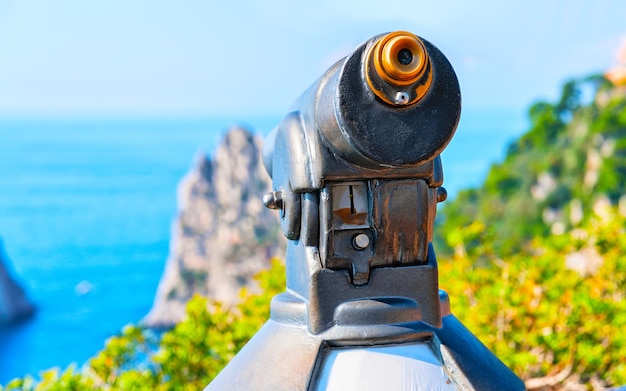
365 31 433 106
373 31 428 86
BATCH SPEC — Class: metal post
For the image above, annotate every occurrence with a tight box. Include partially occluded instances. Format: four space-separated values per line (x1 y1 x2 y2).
206 31 526 391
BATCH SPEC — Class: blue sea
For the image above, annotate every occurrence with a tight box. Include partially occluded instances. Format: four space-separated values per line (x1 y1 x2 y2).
0 109 526 384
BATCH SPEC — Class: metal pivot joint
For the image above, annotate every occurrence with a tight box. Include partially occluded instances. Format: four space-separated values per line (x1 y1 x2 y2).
207 31 525 391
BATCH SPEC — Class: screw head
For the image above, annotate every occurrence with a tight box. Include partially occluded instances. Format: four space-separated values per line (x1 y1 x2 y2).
352 233 370 250
394 91 410 105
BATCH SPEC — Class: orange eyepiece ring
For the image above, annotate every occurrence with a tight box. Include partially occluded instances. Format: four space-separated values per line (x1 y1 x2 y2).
365 31 433 106
373 31 428 86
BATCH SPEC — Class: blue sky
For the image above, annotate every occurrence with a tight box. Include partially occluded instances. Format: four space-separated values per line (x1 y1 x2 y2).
0 0 625 118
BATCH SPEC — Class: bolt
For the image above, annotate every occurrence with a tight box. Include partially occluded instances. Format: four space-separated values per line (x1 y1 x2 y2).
437 187 448 203
263 191 283 210
352 233 370 250
394 91 410 105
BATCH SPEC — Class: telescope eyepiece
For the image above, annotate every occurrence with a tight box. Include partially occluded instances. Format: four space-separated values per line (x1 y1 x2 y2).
366 31 433 106
327 31 460 167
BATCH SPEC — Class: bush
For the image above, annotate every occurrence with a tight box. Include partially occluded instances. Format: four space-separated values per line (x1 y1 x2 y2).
439 206 626 388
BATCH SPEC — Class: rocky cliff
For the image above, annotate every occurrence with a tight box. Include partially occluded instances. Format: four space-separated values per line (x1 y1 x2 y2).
143 127 285 328
0 240 35 324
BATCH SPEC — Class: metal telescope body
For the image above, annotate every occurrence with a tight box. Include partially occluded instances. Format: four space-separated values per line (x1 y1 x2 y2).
206 31 525 391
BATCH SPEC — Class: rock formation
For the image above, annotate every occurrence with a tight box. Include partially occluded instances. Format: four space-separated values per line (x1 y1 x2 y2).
143 127 285 328
0 240 35 324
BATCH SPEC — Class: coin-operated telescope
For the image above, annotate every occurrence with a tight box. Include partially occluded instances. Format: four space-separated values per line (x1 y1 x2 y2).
206 31 525 390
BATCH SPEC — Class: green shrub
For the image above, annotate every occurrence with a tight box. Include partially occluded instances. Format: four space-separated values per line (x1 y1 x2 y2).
439 206 626 387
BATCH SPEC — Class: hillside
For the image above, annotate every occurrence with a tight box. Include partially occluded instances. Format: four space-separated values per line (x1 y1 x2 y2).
439 76 626 259
435 76 626 389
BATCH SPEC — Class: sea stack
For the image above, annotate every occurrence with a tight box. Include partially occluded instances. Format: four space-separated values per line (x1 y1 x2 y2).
0 240 35 324
143 126 285 328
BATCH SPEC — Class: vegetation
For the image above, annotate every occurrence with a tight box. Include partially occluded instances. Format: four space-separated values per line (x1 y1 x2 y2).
439 75 626 256
3 79 626 390
439 206 626 388
437 77 626 389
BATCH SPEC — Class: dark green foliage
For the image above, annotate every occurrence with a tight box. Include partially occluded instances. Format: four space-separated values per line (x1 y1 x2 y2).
438 77 626 257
